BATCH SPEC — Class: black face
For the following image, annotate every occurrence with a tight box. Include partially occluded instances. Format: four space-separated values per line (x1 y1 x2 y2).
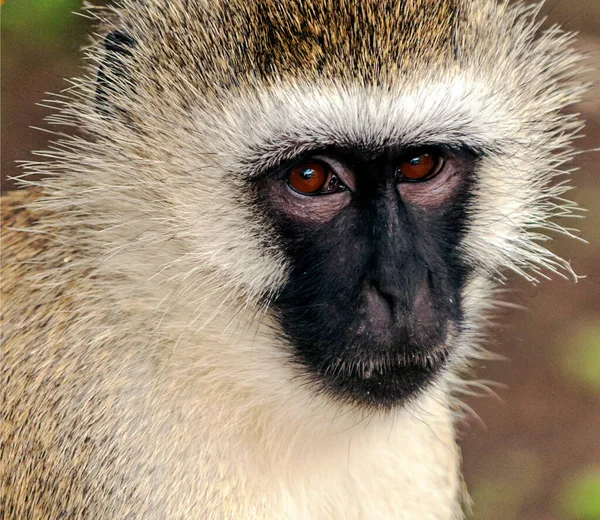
254 145 476 409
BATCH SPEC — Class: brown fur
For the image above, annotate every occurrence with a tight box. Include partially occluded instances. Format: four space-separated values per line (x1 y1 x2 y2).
1 192 117 518
124 0 461 87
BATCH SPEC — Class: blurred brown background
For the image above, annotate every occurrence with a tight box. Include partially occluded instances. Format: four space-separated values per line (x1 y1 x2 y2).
1 1 599 518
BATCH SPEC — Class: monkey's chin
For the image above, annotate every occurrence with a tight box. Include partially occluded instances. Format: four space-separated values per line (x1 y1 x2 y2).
315 348 450 410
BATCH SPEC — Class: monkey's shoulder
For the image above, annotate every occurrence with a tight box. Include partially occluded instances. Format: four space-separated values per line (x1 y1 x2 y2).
1 188 79 339
2 188 52 263
0 190 122 520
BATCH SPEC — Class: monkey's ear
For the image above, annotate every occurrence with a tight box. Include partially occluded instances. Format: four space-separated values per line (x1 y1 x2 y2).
95 30 137 116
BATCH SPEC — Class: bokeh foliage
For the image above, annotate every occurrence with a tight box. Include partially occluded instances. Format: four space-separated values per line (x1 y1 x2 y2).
2 0 84 43
560 471 600 520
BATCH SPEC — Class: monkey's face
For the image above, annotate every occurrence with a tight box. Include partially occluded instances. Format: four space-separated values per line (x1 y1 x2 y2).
93 0 582 412
254 147 474 407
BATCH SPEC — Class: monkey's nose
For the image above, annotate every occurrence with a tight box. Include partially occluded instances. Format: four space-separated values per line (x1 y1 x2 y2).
360 280 395 329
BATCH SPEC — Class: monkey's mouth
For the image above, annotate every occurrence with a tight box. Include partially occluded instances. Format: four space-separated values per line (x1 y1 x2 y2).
304 326 454 409
276 279 461 408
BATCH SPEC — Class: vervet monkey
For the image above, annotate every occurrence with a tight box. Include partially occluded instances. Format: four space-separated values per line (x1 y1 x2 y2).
0 0 587 518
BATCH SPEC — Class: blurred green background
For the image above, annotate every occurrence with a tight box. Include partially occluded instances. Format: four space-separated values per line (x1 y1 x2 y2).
1 1 599 518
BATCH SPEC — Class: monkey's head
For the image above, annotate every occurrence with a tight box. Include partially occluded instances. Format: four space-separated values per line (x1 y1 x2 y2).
65 0 583 411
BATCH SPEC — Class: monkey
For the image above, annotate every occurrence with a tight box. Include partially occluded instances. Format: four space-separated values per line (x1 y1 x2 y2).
0 0 588 519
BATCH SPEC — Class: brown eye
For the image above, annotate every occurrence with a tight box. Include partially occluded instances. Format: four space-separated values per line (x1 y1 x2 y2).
288 162 345 195
398 153 443 181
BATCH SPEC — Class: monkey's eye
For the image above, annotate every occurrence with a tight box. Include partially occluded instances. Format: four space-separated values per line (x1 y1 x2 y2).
397 153 444 182
288 162 347 195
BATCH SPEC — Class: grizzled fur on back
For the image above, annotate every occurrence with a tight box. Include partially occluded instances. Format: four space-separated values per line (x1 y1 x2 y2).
0 0 587 519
